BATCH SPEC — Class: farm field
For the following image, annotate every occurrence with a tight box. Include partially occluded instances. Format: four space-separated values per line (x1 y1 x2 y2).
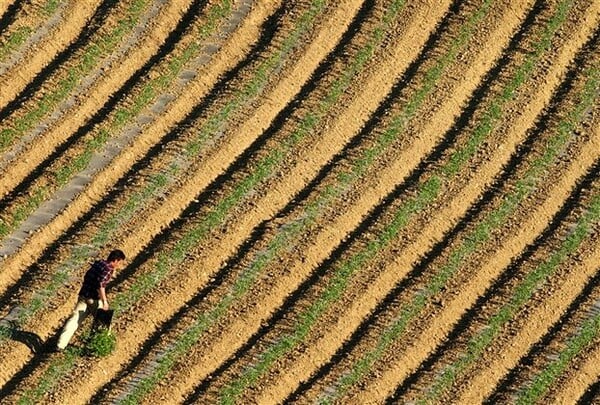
0 0 598 404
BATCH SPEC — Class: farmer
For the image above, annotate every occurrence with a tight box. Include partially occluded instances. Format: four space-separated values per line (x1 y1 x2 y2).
56 249 126 351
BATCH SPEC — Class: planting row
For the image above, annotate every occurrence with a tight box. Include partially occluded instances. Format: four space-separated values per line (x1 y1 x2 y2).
191 2 599 403
0 0 252 270
92 1 436 403
0 0 106 110
0 0 250 283
403 169 600 404
1 0 598 403
10 0 406 401
297 36 600 404
0 0 154 153
0 0 64 69
0 0 376 400
487 226 600 404
0 0 277 385
90 0 580 400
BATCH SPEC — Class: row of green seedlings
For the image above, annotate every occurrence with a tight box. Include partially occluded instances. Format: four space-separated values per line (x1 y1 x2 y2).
513 274 600 403
0 0 148 151
105 0 415 403
11 0 564 398
417 186 600 404
217 1 581 403
0 0 236 241
0 0 165 230
0 0 320 342
16 327 117 405
0 0 238 340
320 65 599 404
0 0 61 62
115 1 502 404
0 0 320 345
12 0 335 403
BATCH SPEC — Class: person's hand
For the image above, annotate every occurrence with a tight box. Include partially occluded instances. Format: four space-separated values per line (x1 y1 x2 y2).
102 301 109 311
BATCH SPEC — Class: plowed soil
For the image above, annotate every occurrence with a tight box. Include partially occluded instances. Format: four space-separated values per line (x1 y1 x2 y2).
1 0 599 403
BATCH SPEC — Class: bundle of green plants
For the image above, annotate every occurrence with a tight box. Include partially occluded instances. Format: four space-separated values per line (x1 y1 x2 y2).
85 328 117 357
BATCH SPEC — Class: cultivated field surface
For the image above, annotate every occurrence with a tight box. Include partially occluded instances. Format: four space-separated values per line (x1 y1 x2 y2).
0 0 599 404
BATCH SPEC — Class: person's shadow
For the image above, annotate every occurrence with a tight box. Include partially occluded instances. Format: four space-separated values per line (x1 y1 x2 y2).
1 320 44 353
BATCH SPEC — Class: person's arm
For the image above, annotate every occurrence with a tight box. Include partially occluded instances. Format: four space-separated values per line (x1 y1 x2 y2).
98 286 109 310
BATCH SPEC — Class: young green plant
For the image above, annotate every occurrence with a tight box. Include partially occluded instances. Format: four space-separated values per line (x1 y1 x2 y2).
321 63 599 404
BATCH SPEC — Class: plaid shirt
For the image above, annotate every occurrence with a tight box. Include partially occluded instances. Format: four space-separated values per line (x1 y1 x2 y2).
78 260 114 300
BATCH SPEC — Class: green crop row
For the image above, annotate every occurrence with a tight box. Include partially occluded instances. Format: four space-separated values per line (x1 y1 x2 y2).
0 0 314 344
50 0 234 183
17 322 115 404
420 191 600 404
0 0 234 241
0 26 32 61
114 0 417 402
210 0 576 401
217 0 503 402
0 0 153 241
110 0 332 317
14 0 331 402
0 0 239 340
0 0 149 151
0 0 61 62
323 63 599 404
17 346 80 405
110 0 496 401
516 298 600 404
0 0 234 332
110 0 509 401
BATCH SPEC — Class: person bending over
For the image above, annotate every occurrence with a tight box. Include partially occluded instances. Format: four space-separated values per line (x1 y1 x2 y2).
56 249 125 351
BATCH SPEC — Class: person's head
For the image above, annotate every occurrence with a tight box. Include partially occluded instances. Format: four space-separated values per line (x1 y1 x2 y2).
106 249 126 270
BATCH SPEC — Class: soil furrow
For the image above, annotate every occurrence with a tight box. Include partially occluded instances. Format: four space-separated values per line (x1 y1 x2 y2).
552 305 600 403
452 199 600 402
12 1 451 402
487 251 600 404
0 1 26 47
145 0 545 402
0 0 166 165
578 383 600 405
294 38 600 405
0 0 252 257
0 0 254 293
0 2 250 230
430 143 600 404
50 1 425 402
0 0 175 167
342 14 600 405
0 0 326 368
402 177 600 404
0 0 118 124
373 159 600 397
387 162 600 403
203 0 592 399
0 0 101 109
0 0 303 320
0 0 26 59
81 1 386 402
486 266 600 403
0 0 190 197
0 0 243 281
0 0 366 400
0 0 277 389
0 0 68 73
1 1 596 402
226 2 600 400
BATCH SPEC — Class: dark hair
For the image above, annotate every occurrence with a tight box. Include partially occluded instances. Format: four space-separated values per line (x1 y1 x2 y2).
107 249 126 262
